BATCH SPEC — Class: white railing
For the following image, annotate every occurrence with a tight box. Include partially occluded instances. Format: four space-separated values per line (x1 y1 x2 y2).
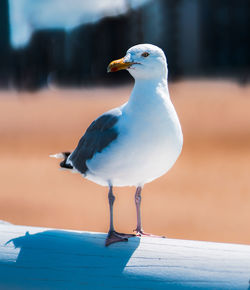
0 221 250 289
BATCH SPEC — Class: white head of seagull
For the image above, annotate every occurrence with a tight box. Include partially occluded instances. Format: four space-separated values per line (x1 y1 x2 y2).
108 44 168 81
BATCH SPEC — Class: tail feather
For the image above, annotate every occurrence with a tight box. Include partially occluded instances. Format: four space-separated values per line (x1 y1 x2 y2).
49 153 65 159
50 151 73 169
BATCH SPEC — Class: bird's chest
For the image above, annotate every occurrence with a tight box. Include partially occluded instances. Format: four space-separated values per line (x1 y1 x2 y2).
86 99 182 186
117 106 179 164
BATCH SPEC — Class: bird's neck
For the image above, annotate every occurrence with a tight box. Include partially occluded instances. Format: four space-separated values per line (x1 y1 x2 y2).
127 77 170 110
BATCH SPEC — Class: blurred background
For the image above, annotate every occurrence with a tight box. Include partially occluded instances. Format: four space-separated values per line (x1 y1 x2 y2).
0 0 250 244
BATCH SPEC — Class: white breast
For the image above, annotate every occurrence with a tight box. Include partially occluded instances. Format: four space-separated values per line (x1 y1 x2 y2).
85 83 183 187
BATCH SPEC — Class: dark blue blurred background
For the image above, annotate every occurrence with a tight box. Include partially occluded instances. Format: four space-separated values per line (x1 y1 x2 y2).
0 0 249 90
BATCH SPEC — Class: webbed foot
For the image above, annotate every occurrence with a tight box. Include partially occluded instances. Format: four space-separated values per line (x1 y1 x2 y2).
105 230 135 246
134 229 166 238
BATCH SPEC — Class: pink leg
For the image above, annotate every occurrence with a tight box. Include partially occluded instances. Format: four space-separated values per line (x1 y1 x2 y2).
134 186 165 238
105 186 135 246
134 186 143 234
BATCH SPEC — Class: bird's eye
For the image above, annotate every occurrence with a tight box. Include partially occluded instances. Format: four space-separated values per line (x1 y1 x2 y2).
141 52 149 57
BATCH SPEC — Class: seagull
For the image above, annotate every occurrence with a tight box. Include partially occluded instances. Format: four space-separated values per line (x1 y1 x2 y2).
51 44 183 246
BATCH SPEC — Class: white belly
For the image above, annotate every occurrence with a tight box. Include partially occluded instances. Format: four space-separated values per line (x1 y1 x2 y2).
85 100 183 187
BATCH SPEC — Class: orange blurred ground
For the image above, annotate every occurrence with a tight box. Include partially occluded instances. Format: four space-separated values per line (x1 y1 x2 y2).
0 80 250 244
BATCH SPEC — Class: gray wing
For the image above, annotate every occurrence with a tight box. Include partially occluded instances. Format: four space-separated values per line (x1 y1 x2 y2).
68 108 121 175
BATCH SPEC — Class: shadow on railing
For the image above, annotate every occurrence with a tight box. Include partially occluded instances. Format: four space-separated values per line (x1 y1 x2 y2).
2 229 140 289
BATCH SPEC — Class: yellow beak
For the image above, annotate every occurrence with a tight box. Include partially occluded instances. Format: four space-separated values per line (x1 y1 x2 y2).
107 57 134 73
